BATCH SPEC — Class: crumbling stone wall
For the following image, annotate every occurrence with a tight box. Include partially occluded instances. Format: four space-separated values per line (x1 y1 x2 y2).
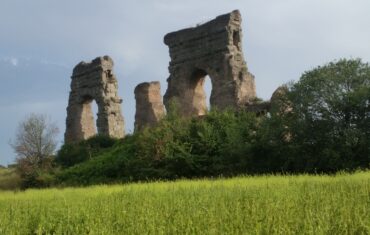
270 86 291 114
244 101 271 115
65 56 125 143
163 10 256 116
134 81 165 131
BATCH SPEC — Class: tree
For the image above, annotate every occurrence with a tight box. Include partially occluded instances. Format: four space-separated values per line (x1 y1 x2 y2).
278 59 370 171
253 59 370 173
10 113 59 187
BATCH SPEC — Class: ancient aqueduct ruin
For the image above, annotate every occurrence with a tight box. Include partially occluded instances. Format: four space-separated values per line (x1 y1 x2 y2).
65 10 279 143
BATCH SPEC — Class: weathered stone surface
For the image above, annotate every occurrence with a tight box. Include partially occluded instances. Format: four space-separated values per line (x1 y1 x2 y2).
270 86 291 114
65 56 125 143
134 81 165 131
244 101 271 115
163 10 256 116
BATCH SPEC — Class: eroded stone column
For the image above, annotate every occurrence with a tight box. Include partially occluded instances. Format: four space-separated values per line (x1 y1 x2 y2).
163 10 256 116
270 86 291 115
65 56 125 143
134 81 165 131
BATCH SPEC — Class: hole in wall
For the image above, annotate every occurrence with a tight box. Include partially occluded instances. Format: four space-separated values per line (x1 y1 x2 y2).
92 100 99 133
204 75 212 110
191 69 213 114
233 30 240 50
79 96 98 139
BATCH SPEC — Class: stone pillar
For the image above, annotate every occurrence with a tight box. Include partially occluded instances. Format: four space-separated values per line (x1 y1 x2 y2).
163 10 256 117
65 56 125 143
270 86 290 114
134 81 165 131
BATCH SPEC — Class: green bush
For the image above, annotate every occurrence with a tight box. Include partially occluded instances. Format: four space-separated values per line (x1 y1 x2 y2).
56 135 137 185
0 167 21 190
16 156 57 189
254 59 370 173
56 135 118 167
56 109 260 185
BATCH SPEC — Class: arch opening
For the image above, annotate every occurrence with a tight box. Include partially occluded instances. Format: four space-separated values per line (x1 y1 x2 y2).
190 68 213 115
92 99 99 133
65 56 125 143
233 30 241 50
163 11 257 119
204 75 212 110
79 96 98 139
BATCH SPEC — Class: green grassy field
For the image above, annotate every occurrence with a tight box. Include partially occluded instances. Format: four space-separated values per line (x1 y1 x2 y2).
0 172 369 234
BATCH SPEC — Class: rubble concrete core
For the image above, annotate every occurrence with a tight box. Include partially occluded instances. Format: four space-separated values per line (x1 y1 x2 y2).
64 56 125 143
163 10 256 116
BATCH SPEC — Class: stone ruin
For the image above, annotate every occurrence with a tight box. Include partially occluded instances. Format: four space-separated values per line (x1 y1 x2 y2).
163 10 256 116
65 10 278 140
134 82 165 131
270 86 291 115
64 56 125 143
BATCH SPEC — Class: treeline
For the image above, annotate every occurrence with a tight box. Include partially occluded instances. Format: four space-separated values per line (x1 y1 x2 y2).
10 58 370 188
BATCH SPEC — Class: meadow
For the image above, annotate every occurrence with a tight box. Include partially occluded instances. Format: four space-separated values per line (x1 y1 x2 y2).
0 171 369 234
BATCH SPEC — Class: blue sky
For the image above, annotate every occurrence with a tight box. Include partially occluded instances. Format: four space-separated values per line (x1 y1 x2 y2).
1 0 370 165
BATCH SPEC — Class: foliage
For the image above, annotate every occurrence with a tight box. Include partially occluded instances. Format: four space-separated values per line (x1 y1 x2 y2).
0 167 21 190
135 108 259 178
37 58 370 187
10 113 59 188
11 113 59 160
56 109 260 185
56 135 119 168
16 156 56 188
0 172 369 234
56 136 136 185
257 59 370 173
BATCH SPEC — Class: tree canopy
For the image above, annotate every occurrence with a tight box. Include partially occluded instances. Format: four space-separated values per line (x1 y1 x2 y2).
10 113 59 188
272 59 370 171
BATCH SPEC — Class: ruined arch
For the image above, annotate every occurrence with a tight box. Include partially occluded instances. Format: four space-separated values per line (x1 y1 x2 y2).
64 56 125 143
77 95 98 138
187 67 216 115
163 10 256 116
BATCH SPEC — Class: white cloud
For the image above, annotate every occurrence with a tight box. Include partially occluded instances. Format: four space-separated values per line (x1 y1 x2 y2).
0 56 19 66
10 57 18 66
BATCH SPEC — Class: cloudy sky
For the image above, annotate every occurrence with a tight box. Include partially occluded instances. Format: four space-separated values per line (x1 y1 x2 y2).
1 0 370 165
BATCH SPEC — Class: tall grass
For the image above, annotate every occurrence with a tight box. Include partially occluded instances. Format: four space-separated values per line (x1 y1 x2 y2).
0 172 369 234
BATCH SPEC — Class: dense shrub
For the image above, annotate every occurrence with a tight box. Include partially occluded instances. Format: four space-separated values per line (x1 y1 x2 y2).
136 109 260 178
254 59 370 173
56 135 119 167
56 135 137 185
55 110 260 185
0 167 21 190
15 156 56 189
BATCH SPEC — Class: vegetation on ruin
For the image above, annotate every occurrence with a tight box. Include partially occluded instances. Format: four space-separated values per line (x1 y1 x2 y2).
51 59 369 187
0 57 368 233
0 171 369 234
0 58 368 190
